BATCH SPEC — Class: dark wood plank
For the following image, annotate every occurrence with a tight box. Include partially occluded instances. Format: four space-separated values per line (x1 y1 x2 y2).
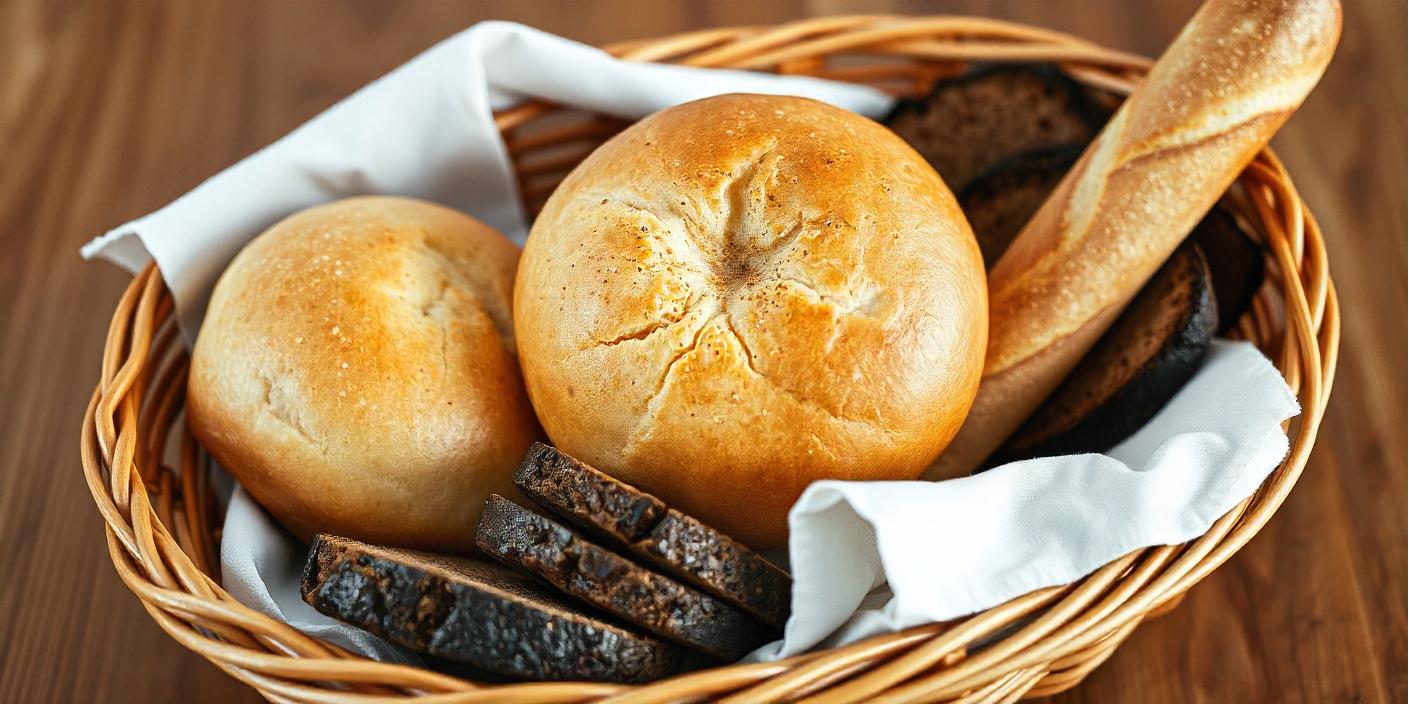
0 1 1401 702
0 2 262 701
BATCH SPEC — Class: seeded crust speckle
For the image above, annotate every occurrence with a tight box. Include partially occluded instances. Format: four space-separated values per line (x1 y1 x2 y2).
514 443 791 630
476 496 776 659
301 534 681 683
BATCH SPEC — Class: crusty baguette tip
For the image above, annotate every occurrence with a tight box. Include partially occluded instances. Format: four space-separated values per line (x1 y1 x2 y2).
925 0 1341 480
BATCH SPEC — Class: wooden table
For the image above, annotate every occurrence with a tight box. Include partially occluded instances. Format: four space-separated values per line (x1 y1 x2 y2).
1 1 1403 701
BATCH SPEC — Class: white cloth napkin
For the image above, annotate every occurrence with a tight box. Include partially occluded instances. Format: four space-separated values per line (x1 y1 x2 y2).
81 21 1300 667
81 21 893 339
760 339 1298 659
221 485 421 665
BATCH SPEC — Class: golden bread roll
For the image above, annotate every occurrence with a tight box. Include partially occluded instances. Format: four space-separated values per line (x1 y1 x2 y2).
188 196 539 553
925 0 1341 479
515 94 987 548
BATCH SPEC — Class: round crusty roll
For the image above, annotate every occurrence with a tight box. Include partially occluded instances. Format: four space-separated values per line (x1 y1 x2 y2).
515 94 987 548
188 196 539 553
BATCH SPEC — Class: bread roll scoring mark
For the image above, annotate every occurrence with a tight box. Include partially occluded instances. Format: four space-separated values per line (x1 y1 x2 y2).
571 140 884 382
715 145 781 291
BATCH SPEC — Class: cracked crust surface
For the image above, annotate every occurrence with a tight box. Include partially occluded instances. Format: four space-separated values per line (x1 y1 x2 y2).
189 197 540 553
515 94 987 547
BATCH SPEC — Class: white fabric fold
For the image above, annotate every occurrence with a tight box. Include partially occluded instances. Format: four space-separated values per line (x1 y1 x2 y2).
221 487 419 665
80 21 892 339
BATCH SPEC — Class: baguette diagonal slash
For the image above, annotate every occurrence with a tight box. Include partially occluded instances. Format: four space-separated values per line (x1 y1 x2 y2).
925 0 1341 480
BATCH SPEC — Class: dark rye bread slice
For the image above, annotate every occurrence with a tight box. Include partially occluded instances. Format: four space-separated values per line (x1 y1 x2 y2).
1192 206 1265 335
476 495 776 660
958 144 1084 269
301 534 681 683
514 443 792 630
994 242 1219 463
884 64 1107 188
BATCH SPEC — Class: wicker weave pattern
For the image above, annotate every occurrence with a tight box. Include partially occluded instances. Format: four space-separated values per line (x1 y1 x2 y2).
81 15 1338 703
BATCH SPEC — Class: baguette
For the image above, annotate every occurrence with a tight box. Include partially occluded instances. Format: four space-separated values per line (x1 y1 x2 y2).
925 0 1340 479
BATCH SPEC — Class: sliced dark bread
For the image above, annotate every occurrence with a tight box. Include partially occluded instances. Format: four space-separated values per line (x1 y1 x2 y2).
301 534 681 683
957 144 1084 269
884 64 1106 188
513 443 792 630
1192 206 1265 334
994 242 1219 463
476 495 775 660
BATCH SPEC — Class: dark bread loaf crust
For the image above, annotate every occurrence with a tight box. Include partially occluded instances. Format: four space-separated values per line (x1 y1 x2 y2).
476 496 775 659
301 534 681 683
995 242 1218 462
514 443 792 630
884 64 1106 188
958 145 1084 269
1192 207 1265 334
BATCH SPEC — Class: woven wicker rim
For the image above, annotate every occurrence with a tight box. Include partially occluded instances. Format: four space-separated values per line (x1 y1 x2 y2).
81 15 1339 703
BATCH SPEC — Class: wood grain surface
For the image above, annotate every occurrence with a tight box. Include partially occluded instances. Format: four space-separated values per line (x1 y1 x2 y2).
1 1 1403 702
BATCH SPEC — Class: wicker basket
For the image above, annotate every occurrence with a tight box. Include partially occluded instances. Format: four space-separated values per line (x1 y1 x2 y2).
81 15 1338 703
